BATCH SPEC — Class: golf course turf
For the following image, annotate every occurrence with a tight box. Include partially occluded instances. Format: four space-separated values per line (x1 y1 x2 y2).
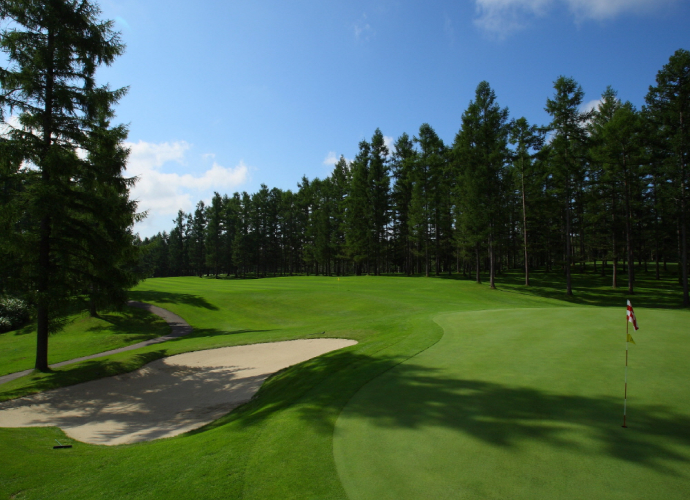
0 272 688 499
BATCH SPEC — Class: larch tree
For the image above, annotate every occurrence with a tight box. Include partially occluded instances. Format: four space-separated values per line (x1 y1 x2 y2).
645 48 690 307
509 117 544 286
545 76 591 296
454 82 510 288
0 0 138 371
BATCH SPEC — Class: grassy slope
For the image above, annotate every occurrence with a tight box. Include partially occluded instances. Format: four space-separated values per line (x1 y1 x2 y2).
0 271 686 499
0 307 170 376
335 307 690 499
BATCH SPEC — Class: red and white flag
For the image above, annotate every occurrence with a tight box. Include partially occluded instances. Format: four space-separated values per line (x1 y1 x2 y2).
627 300 639 331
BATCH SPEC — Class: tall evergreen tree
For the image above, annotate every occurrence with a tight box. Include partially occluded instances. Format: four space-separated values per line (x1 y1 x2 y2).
205 192 223 277
390 133 416 275
454 82 510 288
509 117 544 286
0 0 134 370
646 49 690 307
346 140 371 274
368 128 390 275
545 76 591 296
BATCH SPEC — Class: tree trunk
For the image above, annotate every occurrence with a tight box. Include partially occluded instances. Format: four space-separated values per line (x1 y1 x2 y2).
35 30 56 373
521 157 530 286
475 245 481 284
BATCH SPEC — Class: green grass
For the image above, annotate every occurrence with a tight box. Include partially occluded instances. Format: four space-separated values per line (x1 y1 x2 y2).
335 307 690 499
0 307 171 376
0 269 688 499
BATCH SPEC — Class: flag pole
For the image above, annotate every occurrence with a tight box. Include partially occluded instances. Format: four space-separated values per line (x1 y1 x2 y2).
623 317 628 428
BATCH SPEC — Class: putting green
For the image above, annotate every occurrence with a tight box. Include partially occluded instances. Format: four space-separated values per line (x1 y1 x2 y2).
334 307 690 499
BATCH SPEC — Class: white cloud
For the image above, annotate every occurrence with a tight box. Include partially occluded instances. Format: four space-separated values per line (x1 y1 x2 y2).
581 98 602 113
474 0 675 36
0 115 22 136
383 136 395 157
353 13 374 42
567 0 675 21
474 0 551 36
323 151 338 166
125 140 249 236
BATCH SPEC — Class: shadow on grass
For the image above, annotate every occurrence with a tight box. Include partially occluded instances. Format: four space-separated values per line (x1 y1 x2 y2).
85 308 169 341
497 271 685 309
197 348 690 473
385 267 686 309
0 350 167 402
181 328 274 340
127 291 219 311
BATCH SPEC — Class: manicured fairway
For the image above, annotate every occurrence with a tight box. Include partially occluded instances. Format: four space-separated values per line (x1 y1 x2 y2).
335 307 690 499
0 274 687 499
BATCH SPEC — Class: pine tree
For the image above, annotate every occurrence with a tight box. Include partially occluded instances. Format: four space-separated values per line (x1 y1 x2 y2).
368 129 390 275
454 82 510 288
0 0 135 370
509 117 544 286
346 141 371 274
205 192 223 277
646 49 690 307
545 76 591 296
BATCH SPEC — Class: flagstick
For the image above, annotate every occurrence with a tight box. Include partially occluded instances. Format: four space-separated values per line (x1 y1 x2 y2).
623 319 628 428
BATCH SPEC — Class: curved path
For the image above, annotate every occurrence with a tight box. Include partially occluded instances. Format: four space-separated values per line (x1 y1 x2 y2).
0 301 192 386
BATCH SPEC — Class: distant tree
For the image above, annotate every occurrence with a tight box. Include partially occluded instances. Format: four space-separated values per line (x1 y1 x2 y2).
410 124 444 277
645 49 690 307
510 117 544 285
590 90 645 294
390 133 416 275
205 192 224 277
454 82 510 288
545 76 591 296
346 141 371 274
368 129 390 275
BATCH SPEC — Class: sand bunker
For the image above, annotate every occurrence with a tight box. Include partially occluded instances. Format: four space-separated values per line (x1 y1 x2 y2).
0 338 356 446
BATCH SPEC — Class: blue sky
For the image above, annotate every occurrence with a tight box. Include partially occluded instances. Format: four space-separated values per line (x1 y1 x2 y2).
92 0 689 237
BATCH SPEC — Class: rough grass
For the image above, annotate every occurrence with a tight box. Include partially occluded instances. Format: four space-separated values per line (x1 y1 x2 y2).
0 268 687 499
0 307 170 377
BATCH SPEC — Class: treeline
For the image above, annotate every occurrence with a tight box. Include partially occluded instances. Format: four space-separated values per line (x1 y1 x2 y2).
140 49 690 306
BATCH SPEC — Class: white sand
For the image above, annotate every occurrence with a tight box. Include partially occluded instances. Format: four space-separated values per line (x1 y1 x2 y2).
0 338 356 446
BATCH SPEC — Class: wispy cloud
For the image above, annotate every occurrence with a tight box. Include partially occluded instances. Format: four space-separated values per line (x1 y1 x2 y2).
474 0 676 37
114 16 131 31
125 140 249 235
567 0 676 21
444 13 455 45
474 0 552 36
383 135 395 157
323 151 338 166
353 13 374 42
581 98 602 113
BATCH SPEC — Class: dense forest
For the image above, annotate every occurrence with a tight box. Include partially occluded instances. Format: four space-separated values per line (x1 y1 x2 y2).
139 49 690 307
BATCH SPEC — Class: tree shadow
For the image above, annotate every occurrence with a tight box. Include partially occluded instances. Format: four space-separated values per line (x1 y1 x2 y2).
497 271 686 309
177 328 274 341
0 351 168 401
2 342 688 472
201 349 690 473
85 308 169 341
127 291 219 311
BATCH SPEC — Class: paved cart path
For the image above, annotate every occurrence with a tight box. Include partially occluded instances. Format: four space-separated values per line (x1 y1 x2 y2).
0 301 192 386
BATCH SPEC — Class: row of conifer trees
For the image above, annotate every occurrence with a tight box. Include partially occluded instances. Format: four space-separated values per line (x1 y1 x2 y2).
140 49 690 306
